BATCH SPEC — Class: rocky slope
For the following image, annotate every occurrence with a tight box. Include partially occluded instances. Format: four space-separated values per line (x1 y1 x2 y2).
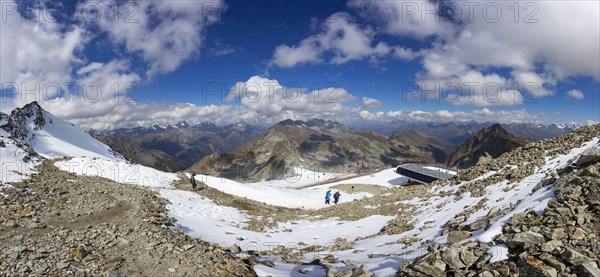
94 133 185 172
0 160 255 276
190 119 445 181
398 124 600 277
92 121 263 172
445 124 532 168
389 130 455 163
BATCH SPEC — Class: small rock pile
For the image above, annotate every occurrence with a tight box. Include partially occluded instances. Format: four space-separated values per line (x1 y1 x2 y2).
398 241 496 276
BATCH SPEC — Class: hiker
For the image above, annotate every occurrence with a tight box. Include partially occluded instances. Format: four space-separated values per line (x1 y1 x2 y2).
191 173 197 190
333 191 341 204
325 190 332 205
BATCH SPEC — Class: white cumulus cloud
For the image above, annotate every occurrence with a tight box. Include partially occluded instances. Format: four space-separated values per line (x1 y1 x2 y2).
348 0 600 107
566 89 584 100
271 12 415 68
362 97 383 109
78 0 225 77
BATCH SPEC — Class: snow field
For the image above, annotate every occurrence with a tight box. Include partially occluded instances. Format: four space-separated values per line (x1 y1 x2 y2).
194 173 374 209
258 167 353 189
48 132 599 276
29 112 120 160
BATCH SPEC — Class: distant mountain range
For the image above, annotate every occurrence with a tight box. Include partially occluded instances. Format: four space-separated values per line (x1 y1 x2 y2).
0 102 584 184
87 116 582 177
90 121 264 172
191 119 459 181
355 121 580 143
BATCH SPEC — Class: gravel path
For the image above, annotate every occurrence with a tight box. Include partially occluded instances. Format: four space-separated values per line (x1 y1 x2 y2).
0 160 255 276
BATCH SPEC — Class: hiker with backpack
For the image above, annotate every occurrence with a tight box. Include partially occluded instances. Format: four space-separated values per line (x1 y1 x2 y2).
333 191 341 204
325 190 332 205
191 173 197 190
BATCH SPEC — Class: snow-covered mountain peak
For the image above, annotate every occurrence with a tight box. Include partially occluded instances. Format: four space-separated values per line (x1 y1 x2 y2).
151 124 164 131
0 102 122 160
2 101 48 141
175 120 189 128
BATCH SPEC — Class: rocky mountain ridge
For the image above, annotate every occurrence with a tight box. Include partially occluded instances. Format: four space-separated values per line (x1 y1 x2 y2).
91 120 263 172
362 121 581 144
445 124 532 168
0 101 48 140
190 119 451 181
88 116 583 175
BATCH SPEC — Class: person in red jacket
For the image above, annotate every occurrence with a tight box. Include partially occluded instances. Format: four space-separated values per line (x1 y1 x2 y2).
333 191 341 204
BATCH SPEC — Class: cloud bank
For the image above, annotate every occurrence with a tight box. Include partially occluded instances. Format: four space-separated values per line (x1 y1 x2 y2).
1 0 596 130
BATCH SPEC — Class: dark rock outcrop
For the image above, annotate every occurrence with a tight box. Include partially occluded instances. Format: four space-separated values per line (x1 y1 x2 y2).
1 101 48 141
445 124 532 168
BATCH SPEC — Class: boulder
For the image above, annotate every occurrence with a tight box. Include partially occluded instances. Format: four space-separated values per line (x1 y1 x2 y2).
410 253 446 277
478 271 494 277
507 231 545 249
229 244 241 254
367 253 390 259
579 261 600 277
447 231 471 244
351 264 372 277
467 218 489 231
561 248 591 266
541 240 563 253
441 247 466 270
334 267 353 277
575 148 600 168
542 256 566 273
459 247 478 268
521 258 558 277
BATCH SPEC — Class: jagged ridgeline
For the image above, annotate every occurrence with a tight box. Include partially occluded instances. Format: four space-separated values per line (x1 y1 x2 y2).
190 119 453 181
97 117 577 179
398 124 600 277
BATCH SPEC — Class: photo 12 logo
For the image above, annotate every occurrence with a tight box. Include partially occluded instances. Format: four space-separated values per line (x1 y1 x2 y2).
401 80 541 105
58 160 141 185
401 1 540 24
1 81 138 105
2 1 140 23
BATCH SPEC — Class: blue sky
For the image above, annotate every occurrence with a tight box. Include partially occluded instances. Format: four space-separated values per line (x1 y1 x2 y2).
1 0 598 129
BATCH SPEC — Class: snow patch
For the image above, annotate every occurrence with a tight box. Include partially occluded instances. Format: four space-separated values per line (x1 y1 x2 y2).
0 138 39 183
